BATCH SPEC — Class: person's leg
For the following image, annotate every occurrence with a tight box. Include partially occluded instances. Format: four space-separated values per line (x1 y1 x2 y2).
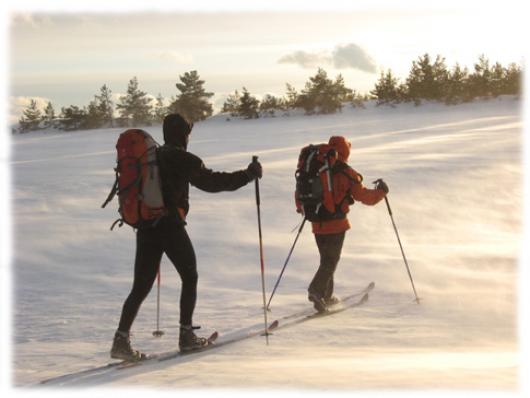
323 232 345 300
308 232 345 300
163 220 207 351
117 228 163 333
324 278 335 302
111 228 163 359
162 221 198 327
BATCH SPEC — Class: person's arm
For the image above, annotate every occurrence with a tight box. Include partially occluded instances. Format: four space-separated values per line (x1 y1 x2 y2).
347 168 387 205
186 153 261 193
191 166 250 192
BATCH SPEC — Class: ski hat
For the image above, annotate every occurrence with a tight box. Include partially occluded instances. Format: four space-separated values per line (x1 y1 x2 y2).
328 136 351 161
163 113 193 147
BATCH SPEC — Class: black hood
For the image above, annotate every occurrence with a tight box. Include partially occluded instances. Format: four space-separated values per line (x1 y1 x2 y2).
163 113 193 148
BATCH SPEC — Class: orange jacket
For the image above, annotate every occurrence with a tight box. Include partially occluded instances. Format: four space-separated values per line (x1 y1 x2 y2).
312 136 386 235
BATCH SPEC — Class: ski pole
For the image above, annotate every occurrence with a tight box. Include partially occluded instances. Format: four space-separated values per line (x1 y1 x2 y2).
266 217 306 311
375 180 420 303
252 155 270 345
152 269 165 337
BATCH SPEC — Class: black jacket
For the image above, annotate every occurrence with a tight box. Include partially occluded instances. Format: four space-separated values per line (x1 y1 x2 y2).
157 144 251 220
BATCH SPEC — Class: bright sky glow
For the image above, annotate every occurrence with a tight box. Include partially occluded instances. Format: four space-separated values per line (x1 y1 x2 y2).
5 1 527 122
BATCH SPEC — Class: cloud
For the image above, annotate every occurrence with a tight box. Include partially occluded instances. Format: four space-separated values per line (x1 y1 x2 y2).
278 43 376 73
278 50 330 69
114 92 161 104
11 13 53 29
146 94 159 106
157 51 193 65
111 92 125 104
332 43 377 73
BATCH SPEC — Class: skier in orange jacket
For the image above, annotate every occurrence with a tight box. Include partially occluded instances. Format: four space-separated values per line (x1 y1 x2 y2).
308 135 388 312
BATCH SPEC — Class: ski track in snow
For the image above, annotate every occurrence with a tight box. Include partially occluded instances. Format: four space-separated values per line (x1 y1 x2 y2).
11 98 521 389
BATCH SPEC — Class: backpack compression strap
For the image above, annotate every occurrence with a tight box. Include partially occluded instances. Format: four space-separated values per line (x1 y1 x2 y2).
102 176 124 230
101 169 119 209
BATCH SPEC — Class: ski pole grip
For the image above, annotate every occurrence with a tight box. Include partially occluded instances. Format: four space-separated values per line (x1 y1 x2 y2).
374 178 392 215
252 156 260 205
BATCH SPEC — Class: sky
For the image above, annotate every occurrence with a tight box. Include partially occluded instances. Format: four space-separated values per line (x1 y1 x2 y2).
5 1 527 125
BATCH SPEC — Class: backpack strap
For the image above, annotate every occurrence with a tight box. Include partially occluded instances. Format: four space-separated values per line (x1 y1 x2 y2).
101 169 119 208
110 218 124 231
334 162 362 184
333 162 359 211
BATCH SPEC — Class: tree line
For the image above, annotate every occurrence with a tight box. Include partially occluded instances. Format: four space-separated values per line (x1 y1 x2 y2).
17 71 212 133
371 54 522 106
16 53 522 133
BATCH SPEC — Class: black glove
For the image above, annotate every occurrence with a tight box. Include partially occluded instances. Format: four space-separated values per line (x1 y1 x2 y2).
373 178 389 194
245 160 263 181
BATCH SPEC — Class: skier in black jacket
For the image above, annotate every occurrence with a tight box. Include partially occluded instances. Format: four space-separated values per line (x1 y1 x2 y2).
111 113 262 359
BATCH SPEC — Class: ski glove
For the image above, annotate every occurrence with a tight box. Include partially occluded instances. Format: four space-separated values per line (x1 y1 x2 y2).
245 160 263 181
373 178 389 194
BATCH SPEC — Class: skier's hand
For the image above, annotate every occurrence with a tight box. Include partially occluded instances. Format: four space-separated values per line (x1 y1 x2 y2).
245 160 263 180
373 178 389 194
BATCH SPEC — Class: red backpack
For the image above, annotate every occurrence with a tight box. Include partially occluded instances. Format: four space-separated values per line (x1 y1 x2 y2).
102 129 166 229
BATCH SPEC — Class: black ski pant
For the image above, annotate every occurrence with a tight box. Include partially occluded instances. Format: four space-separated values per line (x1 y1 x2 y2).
118 217 198 332
308 231 345 300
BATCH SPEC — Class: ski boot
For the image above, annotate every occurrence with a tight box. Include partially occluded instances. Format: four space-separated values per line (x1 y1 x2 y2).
324 295 340 306
110 330 147 361
179 325 209 352
308 292 328 313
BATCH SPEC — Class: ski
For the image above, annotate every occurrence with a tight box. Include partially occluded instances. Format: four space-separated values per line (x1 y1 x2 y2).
39 321 278 386
274 281 374 322
277 291 370 330
115 330 220 369
157 320 278 362
267 282 374 332
39 330 219 384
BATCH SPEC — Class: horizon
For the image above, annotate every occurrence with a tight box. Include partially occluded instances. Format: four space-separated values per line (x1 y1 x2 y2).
8 5 525 125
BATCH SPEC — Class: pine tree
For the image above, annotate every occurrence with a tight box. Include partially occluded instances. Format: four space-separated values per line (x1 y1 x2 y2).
301 68 330 114
58 105 88 131
299 68 350 114
370 69 402 106
468 54 492 99
490 62 506 97
221 90 241 116
95 84 114 127
152 93 167 123
444 63 470 104
349 90 366 109
42 101 56 128
330 74 353 112
168 71 214 122
86 98 105 129
238 87 260 119
79 85 114 129
284 83 299 110
259 94 280 117
116 77 152 126
503 63 522 97
406 53 448 104
19 99 42 132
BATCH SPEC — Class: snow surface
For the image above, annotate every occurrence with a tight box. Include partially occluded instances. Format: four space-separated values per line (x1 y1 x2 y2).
10 98 521 390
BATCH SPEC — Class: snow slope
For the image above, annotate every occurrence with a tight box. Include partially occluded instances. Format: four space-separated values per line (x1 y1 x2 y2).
10 97 521 389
